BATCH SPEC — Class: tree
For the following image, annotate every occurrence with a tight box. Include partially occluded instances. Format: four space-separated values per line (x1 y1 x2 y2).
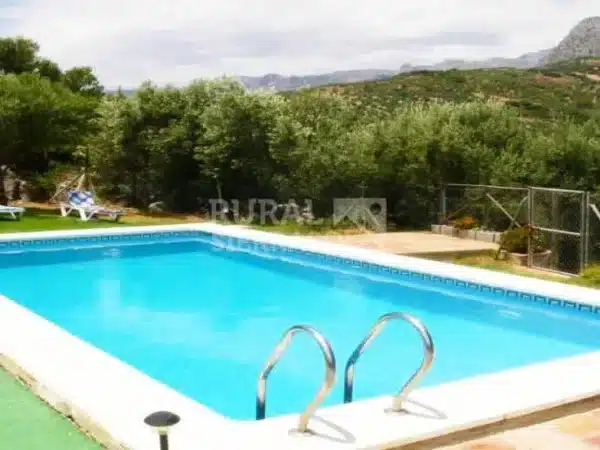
34 58 62 82
0 36 39 74
196 80 282 202
62 66 104 97
268 90 369 207
0 73 98 200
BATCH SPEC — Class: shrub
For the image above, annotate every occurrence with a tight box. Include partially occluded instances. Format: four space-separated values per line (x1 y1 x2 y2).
499 226 546 254
25 165 75 201
452 216 478 230
577 265 600 287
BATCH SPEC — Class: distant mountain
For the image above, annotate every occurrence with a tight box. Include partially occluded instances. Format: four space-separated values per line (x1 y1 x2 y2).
394 49 552 72
235 70 397 91
235 50 553 91
109 17 600 94
543 17 600 65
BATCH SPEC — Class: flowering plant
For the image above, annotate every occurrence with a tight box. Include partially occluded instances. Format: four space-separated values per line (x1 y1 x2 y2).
451 216 478 230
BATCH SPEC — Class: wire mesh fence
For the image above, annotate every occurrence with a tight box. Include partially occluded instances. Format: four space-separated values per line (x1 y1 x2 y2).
441 184 529 232
529 188 584 234
531 230 583 274
439 184 597 275
529 187 585 274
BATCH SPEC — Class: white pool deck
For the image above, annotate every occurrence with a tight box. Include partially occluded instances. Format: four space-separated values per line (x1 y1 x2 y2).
0 223 599 450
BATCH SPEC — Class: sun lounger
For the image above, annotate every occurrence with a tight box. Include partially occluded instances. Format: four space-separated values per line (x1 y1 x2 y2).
59 191 124 222
0 205 25 220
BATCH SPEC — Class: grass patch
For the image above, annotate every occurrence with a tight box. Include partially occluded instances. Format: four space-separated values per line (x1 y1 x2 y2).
0 367 102 450
0 206 197 234
448 251 599 288
449 252 566 280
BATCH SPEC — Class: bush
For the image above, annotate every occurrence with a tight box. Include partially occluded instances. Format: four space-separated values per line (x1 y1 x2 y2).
499 226 546 254
577 265 600 287
25 165 76 201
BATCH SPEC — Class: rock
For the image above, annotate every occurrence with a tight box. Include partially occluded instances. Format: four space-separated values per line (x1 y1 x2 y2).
544 17 600 65
299 206 315 224
148 201 165 212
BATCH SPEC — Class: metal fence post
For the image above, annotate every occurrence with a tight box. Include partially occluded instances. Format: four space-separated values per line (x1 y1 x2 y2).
527 187 533 268
582 191 590 271
439 185 446 224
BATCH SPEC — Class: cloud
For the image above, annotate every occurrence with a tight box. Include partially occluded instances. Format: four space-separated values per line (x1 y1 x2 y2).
2 0 599 88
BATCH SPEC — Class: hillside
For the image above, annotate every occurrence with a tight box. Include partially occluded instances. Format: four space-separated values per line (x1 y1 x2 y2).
236 16 600 91
235 50 552 91
109 16 600 94
235 70 396 91
305 58 600 122
544 17 600 65
108 16 600 99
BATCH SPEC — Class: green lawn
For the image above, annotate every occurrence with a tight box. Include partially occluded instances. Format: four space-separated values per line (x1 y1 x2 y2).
445 251 599 288
0 367 102 450
0 207 194 233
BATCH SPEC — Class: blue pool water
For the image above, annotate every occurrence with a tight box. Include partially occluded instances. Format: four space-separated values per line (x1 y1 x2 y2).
0 232 598 420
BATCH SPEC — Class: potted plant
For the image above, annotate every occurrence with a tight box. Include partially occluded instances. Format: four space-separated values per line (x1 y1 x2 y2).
451 216 478 239
499 226 551 266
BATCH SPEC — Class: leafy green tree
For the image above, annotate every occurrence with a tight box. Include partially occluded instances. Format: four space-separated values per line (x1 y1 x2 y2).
62 66 104 97
268 90 368 209
0 73 98 200
78 66 600 227
33 58 62 81
0 37 39 74
196 80 282 202
0 37 63 82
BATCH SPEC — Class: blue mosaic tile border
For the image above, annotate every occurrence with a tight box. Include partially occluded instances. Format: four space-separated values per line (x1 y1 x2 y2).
1 229 598 317
211 234 600 317
0 230 199 252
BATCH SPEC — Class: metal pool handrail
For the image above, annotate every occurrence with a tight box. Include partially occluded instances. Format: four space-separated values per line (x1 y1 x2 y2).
256 325 336 433
343 312 434 411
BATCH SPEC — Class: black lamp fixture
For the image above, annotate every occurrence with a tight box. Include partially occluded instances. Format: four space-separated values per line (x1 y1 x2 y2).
144 411 181 450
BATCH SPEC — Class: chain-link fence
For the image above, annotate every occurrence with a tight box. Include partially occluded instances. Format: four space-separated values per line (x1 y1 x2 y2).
440 184 529 232
529 187 586 274
439 184 598 275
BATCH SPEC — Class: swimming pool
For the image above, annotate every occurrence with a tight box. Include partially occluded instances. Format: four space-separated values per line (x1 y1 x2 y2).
0 227 598 424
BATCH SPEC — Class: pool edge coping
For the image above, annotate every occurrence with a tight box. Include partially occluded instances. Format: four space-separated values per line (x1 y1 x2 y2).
0 222 599 450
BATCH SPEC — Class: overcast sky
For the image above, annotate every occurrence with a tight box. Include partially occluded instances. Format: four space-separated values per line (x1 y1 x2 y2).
0 0 598 88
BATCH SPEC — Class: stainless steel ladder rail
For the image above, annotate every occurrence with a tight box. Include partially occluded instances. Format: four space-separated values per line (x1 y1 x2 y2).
343 312 434 411
256 325 336 433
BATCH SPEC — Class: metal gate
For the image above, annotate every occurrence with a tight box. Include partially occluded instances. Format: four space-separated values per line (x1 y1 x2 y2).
528 187 586 274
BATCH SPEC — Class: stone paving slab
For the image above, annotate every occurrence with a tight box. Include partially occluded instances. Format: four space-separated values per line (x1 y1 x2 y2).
315 232 498 256
435 408 600 450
